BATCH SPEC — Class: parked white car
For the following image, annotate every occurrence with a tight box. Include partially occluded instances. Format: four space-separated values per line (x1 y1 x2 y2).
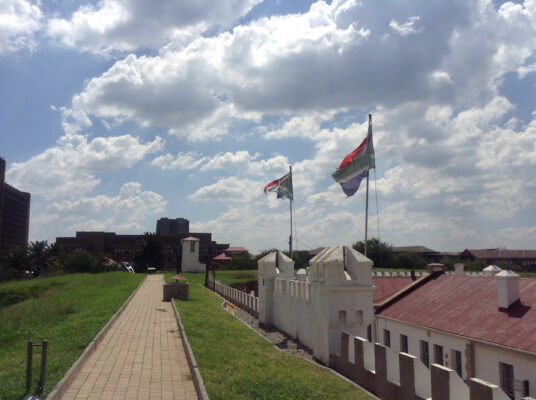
120 262 135 274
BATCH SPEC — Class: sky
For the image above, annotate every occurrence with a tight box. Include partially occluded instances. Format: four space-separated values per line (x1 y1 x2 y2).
1 0 535 254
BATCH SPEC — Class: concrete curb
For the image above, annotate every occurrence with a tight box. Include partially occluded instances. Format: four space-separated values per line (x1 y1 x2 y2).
171 299 210 400
206 285 379 400
46 275 146 400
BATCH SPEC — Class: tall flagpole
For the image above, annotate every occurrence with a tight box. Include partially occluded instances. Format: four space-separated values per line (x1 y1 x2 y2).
364 114 371 258
289 165 293 259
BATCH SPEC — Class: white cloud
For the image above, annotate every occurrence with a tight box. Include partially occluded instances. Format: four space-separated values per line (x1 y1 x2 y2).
152 150 290 177
151 151 206 171
46 0 262 56
517 62 536 79
37 182 166 240
0 0 42 54
389 16 423 36
64 0 392 140
188 176 262 203
7 133 163 199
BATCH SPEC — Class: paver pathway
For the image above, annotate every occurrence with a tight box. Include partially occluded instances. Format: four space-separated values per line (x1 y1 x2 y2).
61 275 197 399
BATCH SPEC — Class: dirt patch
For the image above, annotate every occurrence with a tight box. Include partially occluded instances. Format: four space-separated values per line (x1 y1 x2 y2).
233 305 315 363
230 280 258 296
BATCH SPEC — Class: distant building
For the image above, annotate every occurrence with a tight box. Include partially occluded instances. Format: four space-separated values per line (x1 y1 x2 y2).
461 248 536 270
0 157 31 252
55 218 228 269
156 217 189 236
391 245 441 262
211 246 250 264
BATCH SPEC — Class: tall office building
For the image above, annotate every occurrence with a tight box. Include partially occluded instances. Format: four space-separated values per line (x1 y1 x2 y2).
156 217 189 236
0 158 31 252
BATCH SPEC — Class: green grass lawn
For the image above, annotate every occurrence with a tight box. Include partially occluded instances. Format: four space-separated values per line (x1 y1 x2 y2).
212 269 258 286
0 272 144 400
175 273 372 400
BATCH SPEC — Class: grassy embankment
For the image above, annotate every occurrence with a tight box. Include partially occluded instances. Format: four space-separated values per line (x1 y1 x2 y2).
174 272 372 400
0 272 144 400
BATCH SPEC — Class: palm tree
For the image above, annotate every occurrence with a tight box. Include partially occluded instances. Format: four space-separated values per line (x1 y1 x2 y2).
28 240 51 276
2 245 29 280
134 232 164 272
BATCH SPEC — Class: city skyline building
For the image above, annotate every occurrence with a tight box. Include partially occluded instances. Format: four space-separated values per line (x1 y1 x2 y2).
0 157 31 254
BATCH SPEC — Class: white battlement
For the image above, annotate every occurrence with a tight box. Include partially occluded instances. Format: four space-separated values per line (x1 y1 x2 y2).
259 246 374 364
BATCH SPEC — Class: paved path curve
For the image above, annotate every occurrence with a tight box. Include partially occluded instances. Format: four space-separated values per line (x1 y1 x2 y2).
61 275 197 400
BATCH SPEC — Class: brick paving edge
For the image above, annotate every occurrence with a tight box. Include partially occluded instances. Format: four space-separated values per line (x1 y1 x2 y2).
171 298 210 400
46 275 147 400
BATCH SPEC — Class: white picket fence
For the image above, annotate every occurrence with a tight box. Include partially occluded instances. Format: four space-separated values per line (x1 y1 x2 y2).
208 277 259 316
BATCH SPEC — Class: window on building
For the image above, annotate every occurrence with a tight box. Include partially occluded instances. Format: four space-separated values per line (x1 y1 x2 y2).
420 340 429 368
383 329 391 347
434 344 443 365
190 241 195 252
499 362 514 400
523 380 529 398
367 325 372 342
400 334 408 353
452 350 462 378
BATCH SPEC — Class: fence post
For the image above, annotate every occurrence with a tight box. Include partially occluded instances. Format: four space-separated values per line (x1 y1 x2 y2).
38 339 47 394
26 341 33 392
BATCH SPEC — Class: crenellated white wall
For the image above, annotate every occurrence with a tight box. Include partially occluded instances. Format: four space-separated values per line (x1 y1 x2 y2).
258 246 374 365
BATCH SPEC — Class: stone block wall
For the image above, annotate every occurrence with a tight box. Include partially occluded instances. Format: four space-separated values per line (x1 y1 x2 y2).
163 283 189 301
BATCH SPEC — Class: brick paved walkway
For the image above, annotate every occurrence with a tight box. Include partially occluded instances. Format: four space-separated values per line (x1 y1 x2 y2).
61 275 198 399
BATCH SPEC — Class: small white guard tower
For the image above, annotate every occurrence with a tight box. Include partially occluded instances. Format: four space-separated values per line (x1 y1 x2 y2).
181 236 206 273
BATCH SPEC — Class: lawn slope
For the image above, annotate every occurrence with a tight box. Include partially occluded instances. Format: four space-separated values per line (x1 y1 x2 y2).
175 273 372 400
0 272 144 400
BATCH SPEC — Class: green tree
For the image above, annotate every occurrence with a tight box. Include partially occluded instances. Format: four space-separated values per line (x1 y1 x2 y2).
226 253 257 270
134 232 164 272
255 248 280 263
62 250 106 273
0 245 29 281
352 238 394 268
393 252 428 269
28 240 52 276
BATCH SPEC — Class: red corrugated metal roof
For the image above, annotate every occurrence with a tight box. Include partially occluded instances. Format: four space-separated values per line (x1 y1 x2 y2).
373 277 414 303
464 249 536 259
391 246 437 253
226 247 248 252
377 275 536 353
212 252 231 261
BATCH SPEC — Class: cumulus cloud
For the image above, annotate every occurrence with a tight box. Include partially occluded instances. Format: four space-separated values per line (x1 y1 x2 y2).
46 0 262 55
151 151 206 171
36 181 166 240
389 16 423 36
152 150 290 177
7 133 163 199
0 0 42 54
67 0 446 140
188 177 262 203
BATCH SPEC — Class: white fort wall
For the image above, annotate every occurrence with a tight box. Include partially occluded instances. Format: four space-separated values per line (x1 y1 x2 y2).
259 246 374 365
376 315 536 400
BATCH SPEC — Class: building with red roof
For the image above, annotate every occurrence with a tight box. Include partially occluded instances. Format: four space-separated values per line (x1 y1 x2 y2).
461 248 536 270
374 269 536 399
211 246 250 265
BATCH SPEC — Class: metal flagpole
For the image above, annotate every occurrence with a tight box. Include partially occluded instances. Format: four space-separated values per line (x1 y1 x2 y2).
364 114 371 257
365 172 369 257
289 165 293 259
